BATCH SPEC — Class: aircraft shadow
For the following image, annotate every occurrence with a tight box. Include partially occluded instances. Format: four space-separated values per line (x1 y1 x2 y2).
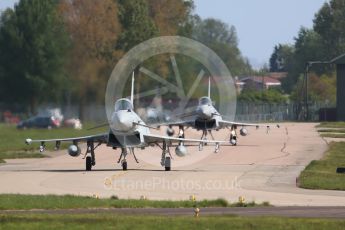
8 168 204 173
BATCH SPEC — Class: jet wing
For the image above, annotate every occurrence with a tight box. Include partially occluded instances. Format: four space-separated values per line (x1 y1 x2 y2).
158 119 195 128
218 120 278 129
143 133 227 146
25 133 108 145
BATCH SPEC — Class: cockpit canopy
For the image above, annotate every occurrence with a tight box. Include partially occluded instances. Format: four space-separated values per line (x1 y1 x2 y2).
115 98 133 111
199 97 212 106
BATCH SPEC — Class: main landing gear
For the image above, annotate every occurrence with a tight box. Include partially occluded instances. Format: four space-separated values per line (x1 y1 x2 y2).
86 156 92 171
117 147 139 171
229 125 237 146
159 141 173 171
84 140 101 171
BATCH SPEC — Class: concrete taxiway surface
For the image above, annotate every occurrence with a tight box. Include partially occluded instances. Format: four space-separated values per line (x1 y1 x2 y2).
1 122 345 206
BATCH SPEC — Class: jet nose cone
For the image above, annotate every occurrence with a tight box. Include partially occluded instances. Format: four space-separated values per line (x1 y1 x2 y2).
198 106 212 119
118 115 127 124
112 111 133 131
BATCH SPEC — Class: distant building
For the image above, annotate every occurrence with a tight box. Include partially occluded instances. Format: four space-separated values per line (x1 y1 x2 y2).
237 75 282 92
267 72 288 80
200 74 284 94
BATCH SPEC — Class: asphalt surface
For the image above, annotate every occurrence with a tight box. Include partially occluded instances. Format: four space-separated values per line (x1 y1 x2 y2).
1 122 345 206
1 206 345 218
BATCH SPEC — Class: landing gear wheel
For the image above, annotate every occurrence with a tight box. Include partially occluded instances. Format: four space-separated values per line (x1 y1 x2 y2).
122 161 127 171
198 143 203 151
86 156 92 171
214 143 220 153
164 156 171 171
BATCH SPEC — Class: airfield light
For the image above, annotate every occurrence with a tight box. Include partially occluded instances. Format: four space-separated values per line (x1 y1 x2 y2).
194 207 200 217
189 194 196 201
238 196 245 205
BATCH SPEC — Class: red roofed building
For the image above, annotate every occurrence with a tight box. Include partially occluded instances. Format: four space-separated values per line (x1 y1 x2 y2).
200 75 282 93
238 76 281 91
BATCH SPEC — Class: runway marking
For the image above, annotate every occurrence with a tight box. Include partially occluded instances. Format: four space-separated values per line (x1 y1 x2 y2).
104 163 147 189
255 126 291 163
103 170 130 190
235 126 291 185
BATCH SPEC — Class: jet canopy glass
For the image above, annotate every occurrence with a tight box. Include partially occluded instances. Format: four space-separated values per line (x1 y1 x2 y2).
115 99 133 111
199 97 212 106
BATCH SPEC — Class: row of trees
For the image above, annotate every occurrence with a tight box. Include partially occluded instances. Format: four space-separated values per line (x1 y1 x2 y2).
238 88 287 104
269 0 343 105
0 0 253 115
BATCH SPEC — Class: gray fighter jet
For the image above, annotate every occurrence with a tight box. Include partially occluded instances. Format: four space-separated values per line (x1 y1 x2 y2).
25 73 226 171
165 78 278 150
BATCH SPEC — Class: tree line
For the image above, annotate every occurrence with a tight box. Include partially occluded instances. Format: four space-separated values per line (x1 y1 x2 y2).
0 0 253 115
269 0 345 105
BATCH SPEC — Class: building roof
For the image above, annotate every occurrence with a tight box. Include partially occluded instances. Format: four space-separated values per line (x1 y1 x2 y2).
240 76 281 85
200 76 281 86
331 53 345 64
268 72 288 79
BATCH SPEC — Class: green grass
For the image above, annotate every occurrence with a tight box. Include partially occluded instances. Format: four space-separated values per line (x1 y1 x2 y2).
299 142 345 190
318 129 345 133
316 122 345 128
320 133 345 138
0 194 270 210
0 152 45 159
0 123 106 162
1 213 345 230
0 152 46 163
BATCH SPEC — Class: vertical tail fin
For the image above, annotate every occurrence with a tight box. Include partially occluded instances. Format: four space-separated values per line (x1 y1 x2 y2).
208 76 211 99
131 71 135 107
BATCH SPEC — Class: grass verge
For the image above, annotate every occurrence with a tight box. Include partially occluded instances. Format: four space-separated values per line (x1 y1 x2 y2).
0 123 106 162
0 152 45 160
318 129 345 133
320 133 345 138
299 142 345 190
0 194 270 210
0 123 106 153
316 122 345 128
1 213 345 230
0 152 46 163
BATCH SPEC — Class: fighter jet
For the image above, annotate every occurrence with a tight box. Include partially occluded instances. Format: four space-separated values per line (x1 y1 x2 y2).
164 77 278 150
25 73 226 171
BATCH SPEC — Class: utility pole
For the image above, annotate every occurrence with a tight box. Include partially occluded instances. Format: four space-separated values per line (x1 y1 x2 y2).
304 63 310 121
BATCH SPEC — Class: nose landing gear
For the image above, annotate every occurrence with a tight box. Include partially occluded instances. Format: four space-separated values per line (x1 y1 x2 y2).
117 147 139 171
199 130 208 151
84 141 101 171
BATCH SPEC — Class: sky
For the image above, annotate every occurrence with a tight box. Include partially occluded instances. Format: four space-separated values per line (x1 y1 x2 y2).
0 0 17 11
194 0 328 69
0 0 328 69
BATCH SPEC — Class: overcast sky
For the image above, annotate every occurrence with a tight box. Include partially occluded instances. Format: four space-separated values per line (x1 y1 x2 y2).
1 0 328 69
194 0 328 68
